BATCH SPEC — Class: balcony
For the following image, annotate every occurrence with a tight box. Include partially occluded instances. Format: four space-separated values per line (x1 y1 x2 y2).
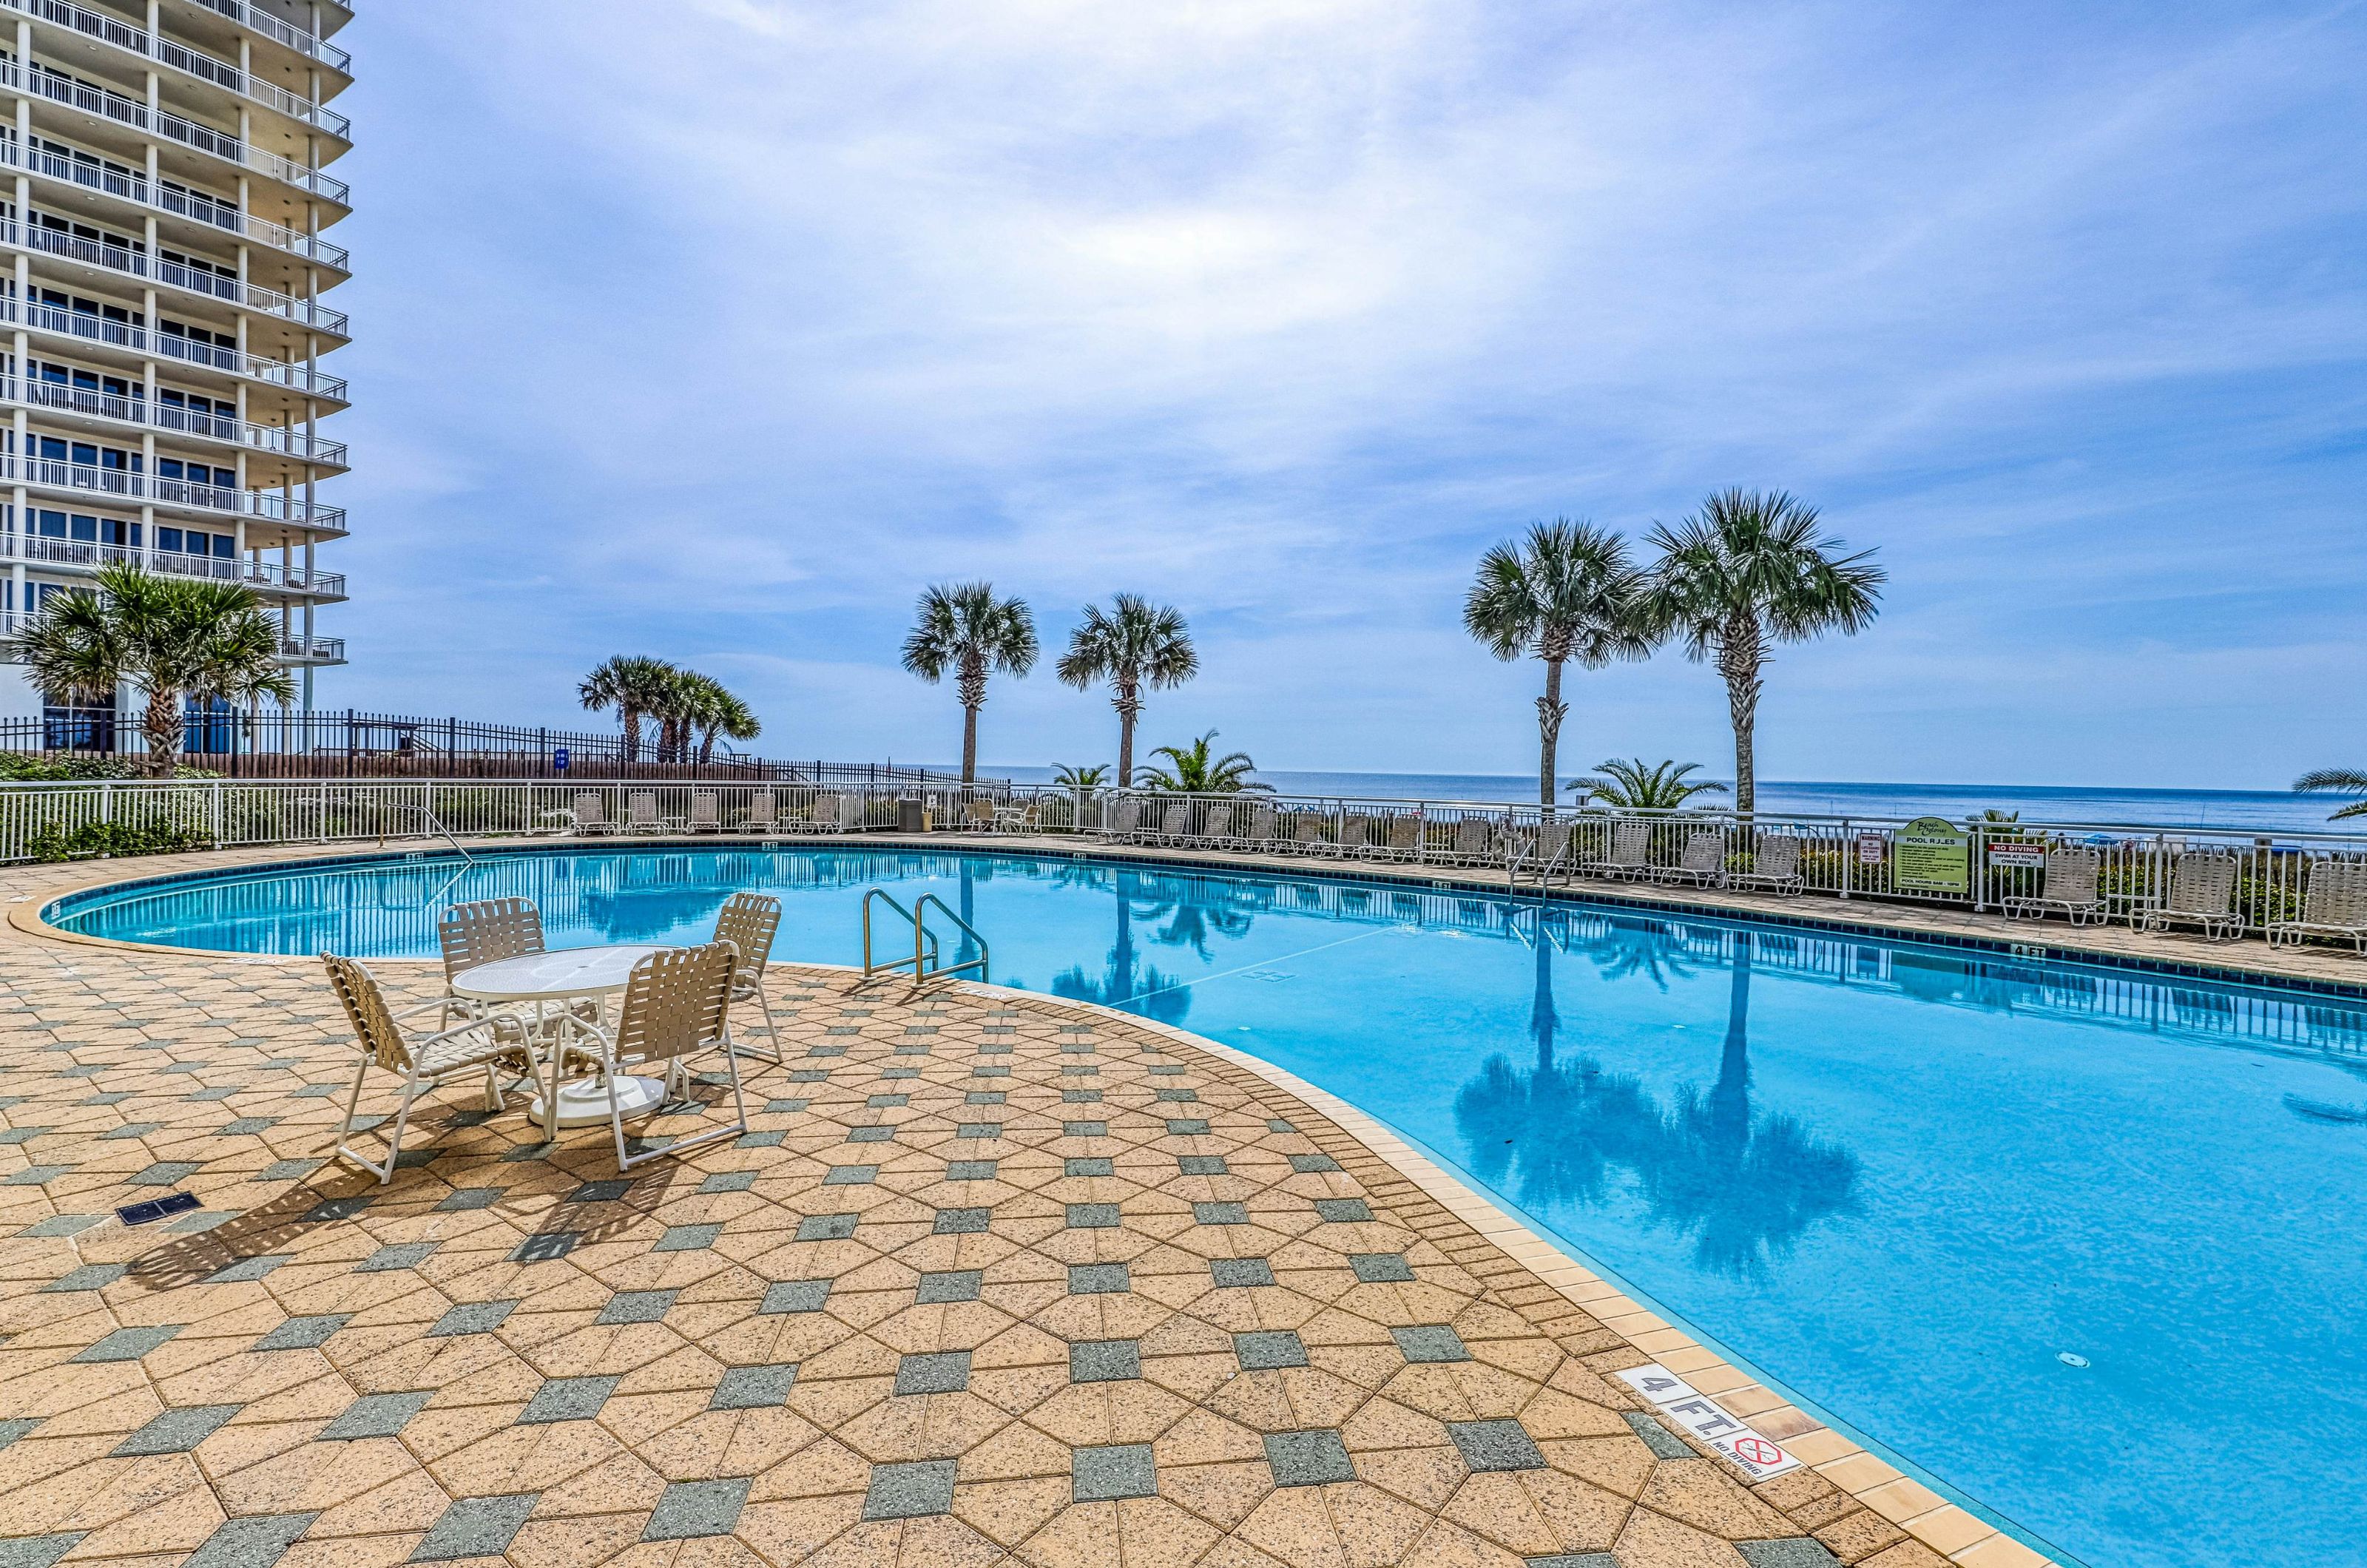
2 453 348 531
0 217 351 337
1 55 351 205
181 0 351 75
3 377 349 467
1 0 353 139
1 137 351 271
1 297 350 402
277 632 342 663
6 531 347 597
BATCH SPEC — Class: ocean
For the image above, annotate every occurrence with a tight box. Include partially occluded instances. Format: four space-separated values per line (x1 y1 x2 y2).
967 767 2354 833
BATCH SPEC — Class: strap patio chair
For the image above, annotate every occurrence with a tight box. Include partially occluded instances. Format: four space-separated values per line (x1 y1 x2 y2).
1242 805 1279 852
2002 847 2106 925
624 792 662 834
1727 834 1806 895
1657 829 1727 888
713 892 785 1061
1450 816 1494 865
323 953 539 1184
2141 854 2241 942
571 792 612 835
1383 816 1422 862
1158 802 1193 846
1292 815 1328 855
1584 820 1655 880
739 793 779 834
436 897 600 1044
556 942 749 1173
1200 803 1235 848
686 793 723 833
1096 797 1142 844
2268 858 2367 953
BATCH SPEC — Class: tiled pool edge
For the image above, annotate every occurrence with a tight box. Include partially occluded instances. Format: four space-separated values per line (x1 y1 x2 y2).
1006 982 2067 1568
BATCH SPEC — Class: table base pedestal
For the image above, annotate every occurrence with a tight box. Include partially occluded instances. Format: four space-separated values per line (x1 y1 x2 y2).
533 1074 665 1129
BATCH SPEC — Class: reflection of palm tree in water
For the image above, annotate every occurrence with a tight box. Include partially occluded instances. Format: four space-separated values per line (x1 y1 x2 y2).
1452 925 1858 1280
1050 869 1191 1026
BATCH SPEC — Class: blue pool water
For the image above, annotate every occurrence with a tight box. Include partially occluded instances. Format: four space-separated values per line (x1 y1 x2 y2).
51 847 2367 1568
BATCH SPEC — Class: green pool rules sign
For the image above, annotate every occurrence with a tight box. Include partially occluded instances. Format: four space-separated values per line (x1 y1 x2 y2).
1894 816 1971 893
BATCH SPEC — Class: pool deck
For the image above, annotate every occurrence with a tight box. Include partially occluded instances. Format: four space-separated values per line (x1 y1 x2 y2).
1 840 2243 1568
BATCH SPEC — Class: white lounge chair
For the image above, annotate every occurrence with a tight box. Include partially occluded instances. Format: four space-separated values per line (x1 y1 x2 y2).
1158 801 1193 846
1241 805 1280 854
2141 854 2240 942
1449 817 1495 865
686 793 723 834
1097 798 1142 844
739 793 779 834
571 792 615 835
324 953 539 1184
1583 820 1654 881
1291 815 1328 856
624 792 662 834
2002 847 2105 925
1657 830 1726 888
2268 858 2367 953
833 792 867 832
1199 804 1235 848
1727 834 1805 895
1332 815 1375 861
1382 816 1422 862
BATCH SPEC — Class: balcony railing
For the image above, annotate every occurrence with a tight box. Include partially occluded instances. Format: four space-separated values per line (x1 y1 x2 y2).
1 297 351 402
0 0 352 137
2 453 348 530
1 217 351 335
0 137 351 269
0 55 351 203
2 376 349 464
277 632 343 662
181 0 352 74
6 531 346 595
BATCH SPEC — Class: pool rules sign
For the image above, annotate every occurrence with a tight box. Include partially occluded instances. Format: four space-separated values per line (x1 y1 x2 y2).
1613 1364 1803 1480
1893 816 1971 893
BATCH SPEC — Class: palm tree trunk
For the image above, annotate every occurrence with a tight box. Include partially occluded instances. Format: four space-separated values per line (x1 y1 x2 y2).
622 709 641 764
1115 686 1140 790
1536 657 1566 810
141 685 181 778
1718 618 1764 819
961 703 979 785
698 726 716 764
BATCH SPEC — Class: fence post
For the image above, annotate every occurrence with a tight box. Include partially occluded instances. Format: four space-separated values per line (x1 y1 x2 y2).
211 779 223 845
1971 824 1985 913
101 780 113 826
1839 819 1851 899
318 780 328 844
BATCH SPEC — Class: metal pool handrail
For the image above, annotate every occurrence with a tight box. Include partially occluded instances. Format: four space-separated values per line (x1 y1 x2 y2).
914 893 990 984
860 888 937 980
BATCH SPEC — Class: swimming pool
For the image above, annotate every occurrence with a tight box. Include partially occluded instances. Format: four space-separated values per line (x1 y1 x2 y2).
50 845 2367 1568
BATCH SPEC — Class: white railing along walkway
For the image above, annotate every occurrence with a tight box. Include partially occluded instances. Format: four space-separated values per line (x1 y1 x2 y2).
0 0 352 136
0 453 348 530
1 218 349 335
0 137 351 269
0 297 348 401
182 0 352 73
1 376 347 464
2 531 345 595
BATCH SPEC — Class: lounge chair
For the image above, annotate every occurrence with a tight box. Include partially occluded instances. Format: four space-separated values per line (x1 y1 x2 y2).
833 793 867 832
551 943 749 1172
1382 816 1422 862
1523 820 1574 878
1241 805 1280 854
1333 815 1375 860
1658 830 1726 888
2002 847 2104 925
1727 834 1805 895
1582 820 1655 881
2141 854 2241 942
1096 797 1142 844
2268 858 2367 953
739 793 779 834
1199 804 1235 848
1449 817 1495 865
571 792 614 835
324 953 539 1183
624 791 662 834
1158 802 1193 847
1291 816 1328 855
686 793 723 833
714 892 784 1062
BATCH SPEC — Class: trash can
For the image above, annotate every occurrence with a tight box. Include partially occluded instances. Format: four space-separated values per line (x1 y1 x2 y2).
897 797 926 834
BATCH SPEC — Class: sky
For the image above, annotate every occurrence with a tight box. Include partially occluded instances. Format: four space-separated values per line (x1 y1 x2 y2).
318 0 2367 788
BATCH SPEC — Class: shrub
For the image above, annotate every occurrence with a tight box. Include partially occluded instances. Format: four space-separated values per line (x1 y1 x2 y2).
27 819 213 862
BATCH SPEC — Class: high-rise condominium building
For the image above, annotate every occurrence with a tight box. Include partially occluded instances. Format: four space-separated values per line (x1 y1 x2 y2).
0 0 351 740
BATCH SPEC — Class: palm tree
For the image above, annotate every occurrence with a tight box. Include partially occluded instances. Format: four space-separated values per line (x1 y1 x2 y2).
1464 520 1654 808
1139 730 1270 794
672 672 760 763
1052 763 1109 791
17 563 294 776
2296 770 2367 822
1571 758 1729 810
1055 594 1197 789
901 583 1039 785
578 655 678 763
1638 490 1884 817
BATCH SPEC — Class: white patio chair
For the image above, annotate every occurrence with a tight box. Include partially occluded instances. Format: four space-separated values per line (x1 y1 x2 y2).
1200 803 1235 848
1292 815 1328 856
1382 816 1422 862
834 793 867 831
1331 816 1374 861
686 793 723 833
1530 819 1576 877
714 892 785 1062
323 953 539 1184
1584 820 1655 880
1727 834 1805 895
2141 854 2241 943
739 793 779 834
1242 805 1280 853
1658 830 1727 888
2268 858 2367 953
571 792 614 835
2002 847 2105 925
624 791 662 834
992 800 1039 834
1158 802 1193 846
1097 797 1142 844
1450 817 1494 865
552 942 749 1173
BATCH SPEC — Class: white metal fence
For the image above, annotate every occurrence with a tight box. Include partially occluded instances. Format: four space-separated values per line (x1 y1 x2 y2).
10 778 2367 947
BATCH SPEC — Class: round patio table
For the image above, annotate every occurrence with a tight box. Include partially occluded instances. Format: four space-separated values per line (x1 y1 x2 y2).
450 944 671 1129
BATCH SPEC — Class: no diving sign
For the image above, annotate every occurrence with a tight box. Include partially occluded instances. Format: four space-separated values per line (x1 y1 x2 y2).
1613 1363 1803 1481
